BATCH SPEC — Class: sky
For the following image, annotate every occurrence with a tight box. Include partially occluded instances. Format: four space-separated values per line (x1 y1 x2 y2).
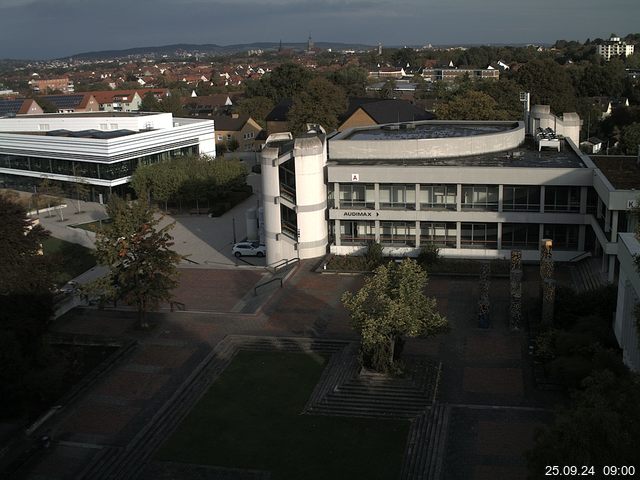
0 0 639 60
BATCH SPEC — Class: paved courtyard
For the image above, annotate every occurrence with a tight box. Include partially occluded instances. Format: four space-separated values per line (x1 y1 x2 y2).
15 262 559 480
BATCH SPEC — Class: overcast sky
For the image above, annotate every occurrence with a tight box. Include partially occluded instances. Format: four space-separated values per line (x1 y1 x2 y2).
0 0 638 59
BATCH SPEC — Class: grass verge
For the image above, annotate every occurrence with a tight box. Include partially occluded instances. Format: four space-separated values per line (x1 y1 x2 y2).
156 351 409 480
42 237 96 285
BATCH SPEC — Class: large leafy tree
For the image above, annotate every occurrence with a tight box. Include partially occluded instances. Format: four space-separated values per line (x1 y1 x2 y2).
436 90 512 121
288 77 347 134
512 58 577 114
0 194 57 415
93 196 182 328
619 122 640 155
342 259 447 373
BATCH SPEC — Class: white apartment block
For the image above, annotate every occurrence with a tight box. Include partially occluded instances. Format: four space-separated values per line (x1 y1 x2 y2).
597 36 635 61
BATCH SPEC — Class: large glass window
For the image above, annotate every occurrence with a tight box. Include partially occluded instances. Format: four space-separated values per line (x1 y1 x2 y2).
30 157 51 173
544 186 580 212
379 184 416 210
419 184 456 210
503 186 541 212
280 205 298 240
460 223 498 248
462 185 498 211
73 161 100 179
420 222 457 247
279 158 296 202
502 223 539 249
340 221 375 245
543 224 579 250
339 184 375 209
380 221 416 246
100 159 135 180
50 158 74 176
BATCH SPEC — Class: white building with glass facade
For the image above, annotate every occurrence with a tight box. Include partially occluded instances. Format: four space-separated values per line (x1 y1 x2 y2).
260 110 638 286
0 112 215 200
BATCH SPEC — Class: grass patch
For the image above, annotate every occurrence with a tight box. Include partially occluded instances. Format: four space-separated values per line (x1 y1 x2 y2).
157 351 409 480
42 237 96 285
73 218 112 232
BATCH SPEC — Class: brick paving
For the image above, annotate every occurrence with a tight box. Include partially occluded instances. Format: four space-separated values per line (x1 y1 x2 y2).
17 261 561 480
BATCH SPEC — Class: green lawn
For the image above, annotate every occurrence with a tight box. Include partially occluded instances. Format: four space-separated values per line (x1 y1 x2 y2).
72 218 112 232
157 351 410 480
42 237 96 285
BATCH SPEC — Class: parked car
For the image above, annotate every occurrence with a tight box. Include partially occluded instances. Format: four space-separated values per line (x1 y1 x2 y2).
232 241 266 258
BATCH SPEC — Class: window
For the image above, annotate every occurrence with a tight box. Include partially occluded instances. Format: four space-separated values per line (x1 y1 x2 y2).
543 224 579 250
544 186 580 212
419 184 456 210
462 185 498 211
503 186 540 212
279 158 296 202
339 184 375 209
341 221 375 244
502 223 539 249
280 205 298 240
380 221 416 246
460 223 498 248
420 222 456 247
379 184 415 210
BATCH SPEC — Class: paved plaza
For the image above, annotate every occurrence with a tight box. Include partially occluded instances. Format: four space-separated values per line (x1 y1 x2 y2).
12 261 561 480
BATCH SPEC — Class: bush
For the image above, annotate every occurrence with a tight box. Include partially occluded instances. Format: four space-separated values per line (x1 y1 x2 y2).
364 241 384 269
417 243 440 268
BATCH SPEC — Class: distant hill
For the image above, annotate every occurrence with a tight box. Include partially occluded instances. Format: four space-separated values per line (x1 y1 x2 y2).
66 42 376 60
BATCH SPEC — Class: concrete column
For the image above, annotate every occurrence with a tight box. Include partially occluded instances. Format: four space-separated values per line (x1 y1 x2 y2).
539 223 544 242
597 198 603 219
375 220 381 243
334 182 340 209
605 208 611 233
579 186 588 215
374 183 380 210
497 222 503 250
578 225 586 251
335 219 341 246
415 221 421 247
415 183 421 211
498 184 504 213
608 255 616 283
611 211 619 240
456 184 462 212
539 185 546 213
456 221 462 249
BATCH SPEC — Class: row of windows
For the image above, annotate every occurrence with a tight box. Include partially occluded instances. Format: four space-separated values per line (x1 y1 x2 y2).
335 184 583 213
338 221 580 250
0 146 199 181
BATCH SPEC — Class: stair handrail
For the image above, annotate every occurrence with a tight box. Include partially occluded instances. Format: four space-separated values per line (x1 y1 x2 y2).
568 251 592 263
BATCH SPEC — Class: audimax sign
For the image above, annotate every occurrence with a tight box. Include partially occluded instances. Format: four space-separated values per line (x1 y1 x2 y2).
343 211 380 217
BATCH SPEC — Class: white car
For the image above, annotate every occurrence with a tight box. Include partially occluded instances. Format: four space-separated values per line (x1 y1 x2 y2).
232 242 266 258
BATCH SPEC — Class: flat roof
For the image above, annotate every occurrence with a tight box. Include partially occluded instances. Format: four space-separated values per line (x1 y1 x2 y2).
329 137 586 168
343 122 517 141
591 155 640 189
10 112 160 119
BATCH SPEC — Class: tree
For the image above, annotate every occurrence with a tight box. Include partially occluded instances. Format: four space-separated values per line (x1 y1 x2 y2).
512 58 577 114
287 77 347 134
236 96 274 127
93 196 182 328
436 90 512 120
0 194 57 416
378 79 396 99
342 259 448 373
38 176 65 220
329 65 368 96
71 176 90 214
140 91 161 112
619 122 640 155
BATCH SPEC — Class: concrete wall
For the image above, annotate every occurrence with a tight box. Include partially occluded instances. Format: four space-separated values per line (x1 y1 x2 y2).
330 121 525 160
614 233 640 371
0 112 174 132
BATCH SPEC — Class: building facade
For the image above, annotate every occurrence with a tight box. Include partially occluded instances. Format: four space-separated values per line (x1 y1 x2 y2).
260 109 637 286
597 36 635 61
0 112 215 200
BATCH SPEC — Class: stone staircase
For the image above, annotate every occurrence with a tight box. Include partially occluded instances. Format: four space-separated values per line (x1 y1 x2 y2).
399 404 450 480
570 258 607 293
305 354 441 419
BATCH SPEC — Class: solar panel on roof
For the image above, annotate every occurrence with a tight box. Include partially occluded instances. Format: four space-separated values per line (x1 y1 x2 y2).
0 100 24 115
42 95 84 109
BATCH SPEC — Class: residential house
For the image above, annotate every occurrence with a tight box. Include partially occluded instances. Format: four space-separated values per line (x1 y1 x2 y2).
0 98 44 116
212 113 263 152
265 99 293 135
38 93 99 113
183 94 235 117
337 98 434 132
29 77 74 93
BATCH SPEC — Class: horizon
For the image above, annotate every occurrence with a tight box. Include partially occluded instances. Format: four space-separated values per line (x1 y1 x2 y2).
0 0 638 60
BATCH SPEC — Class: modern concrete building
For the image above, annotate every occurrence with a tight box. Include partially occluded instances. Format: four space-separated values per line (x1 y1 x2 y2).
597 36 635 61
0 112 215 200
260 108 638 287
614 233 640 372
